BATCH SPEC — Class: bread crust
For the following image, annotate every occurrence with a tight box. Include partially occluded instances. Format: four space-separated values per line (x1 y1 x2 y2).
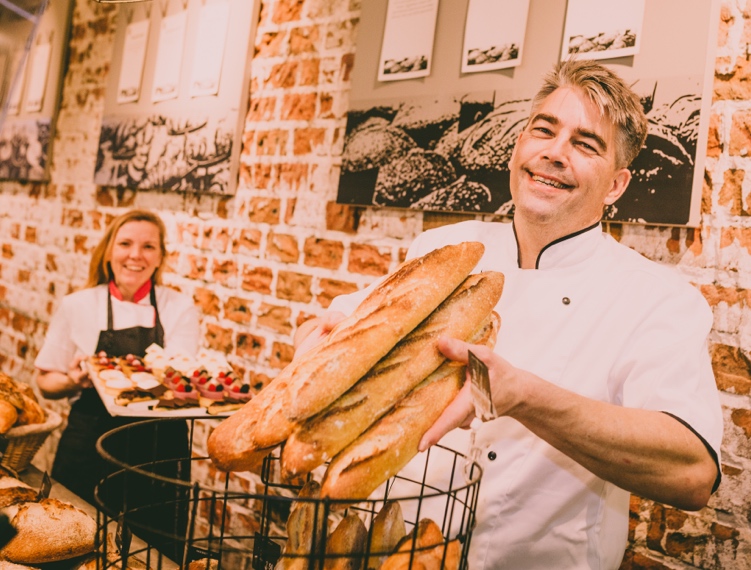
365 501 406 569
323 514 367 570
320 362 465 501
208 242 485 471
1 498 96 564
282 273 504 478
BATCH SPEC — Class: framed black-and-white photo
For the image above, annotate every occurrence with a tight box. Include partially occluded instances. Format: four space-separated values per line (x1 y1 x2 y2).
339 0 719 227
94 0 258 195
0 0 73 182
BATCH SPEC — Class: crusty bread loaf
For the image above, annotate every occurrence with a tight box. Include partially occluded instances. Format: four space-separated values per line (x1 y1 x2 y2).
365 501 406 570
380 519 460 570
1 498 96 564
0 562 40 570
0 485 38 509
275 480 328 570
323 513 367 570
282 272 504 478
0 400 17 434
320 361 465 501
208 242 485 471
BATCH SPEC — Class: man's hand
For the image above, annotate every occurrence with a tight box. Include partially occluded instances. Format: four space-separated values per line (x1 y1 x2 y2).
419 336 525 451
294 311 346 357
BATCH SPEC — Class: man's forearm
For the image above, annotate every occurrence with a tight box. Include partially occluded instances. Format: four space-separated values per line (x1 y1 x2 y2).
509 371 717 511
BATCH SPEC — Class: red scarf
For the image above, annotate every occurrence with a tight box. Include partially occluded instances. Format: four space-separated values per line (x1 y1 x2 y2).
109 279 152 303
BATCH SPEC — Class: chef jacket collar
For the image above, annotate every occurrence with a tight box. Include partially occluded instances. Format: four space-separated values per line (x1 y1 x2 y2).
109 278 153 303
512 221 602 270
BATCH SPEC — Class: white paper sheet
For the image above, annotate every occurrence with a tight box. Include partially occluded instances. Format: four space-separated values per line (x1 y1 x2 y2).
462 0 530 73
6 51 26 116
151 9 187 103
24 42 52 113
561 0 645 61
378 0 439 82
189 1 230 97
117 18 150 104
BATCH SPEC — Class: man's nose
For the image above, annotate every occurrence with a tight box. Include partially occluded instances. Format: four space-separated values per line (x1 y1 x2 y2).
542 136 570 165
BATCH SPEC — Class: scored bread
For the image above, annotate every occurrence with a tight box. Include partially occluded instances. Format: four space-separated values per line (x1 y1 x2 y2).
320 361 465 501
380 519 460 570
275 480 328 570
281 272 504 479
320 312 498 501
208 242 485 471
365 501 406 570
323 513 368 570
0 498 96 564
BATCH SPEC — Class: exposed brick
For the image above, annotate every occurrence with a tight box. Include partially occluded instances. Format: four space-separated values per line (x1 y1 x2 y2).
204 323 233 353
17 270 29 284
272 0 304 24
299 58 320 85
225 297 254 325
712 344 751 394
348 243 390 276
247 197 281 224
279 163 308 190
707 113 721 158
268 61 299 89
719 3 734 47
293 127 326 155
317 278 358 308
281 93 317 121
719 169 745 215
257 303 292 335
715 57 751 100
732 407 751 438
241 266 273 294
187 255 208 280
267 232 299 263
289 25 320 55
326 202 359 233
24 226 36 243
277 270 312 302
255 31 284 57
211 259 237 285
45 253 57 272
646 503 666 552
236 332 265 361
303 237 343 269
194 288 221 317
232 228 262 254
269 341 294 369
256 129 289 156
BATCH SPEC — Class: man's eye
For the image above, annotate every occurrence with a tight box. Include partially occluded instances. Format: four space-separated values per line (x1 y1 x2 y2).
532 126 552 135
577 141 597 152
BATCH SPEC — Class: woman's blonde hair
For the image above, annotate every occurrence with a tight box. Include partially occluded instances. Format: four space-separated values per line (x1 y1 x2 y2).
86 209 167 288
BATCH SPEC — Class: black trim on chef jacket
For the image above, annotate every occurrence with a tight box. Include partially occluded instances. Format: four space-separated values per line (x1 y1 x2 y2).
512 220 602 269
662 412 722 493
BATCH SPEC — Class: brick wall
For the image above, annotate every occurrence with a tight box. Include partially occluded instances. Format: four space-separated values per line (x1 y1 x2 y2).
0 0 749 567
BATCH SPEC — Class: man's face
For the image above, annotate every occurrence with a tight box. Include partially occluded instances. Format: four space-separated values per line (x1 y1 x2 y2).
508 87 631 233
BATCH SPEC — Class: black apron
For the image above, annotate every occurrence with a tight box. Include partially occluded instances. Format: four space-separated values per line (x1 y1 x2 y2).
51 284 189 562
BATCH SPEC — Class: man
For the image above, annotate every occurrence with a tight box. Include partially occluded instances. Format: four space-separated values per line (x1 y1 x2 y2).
296 59 722 569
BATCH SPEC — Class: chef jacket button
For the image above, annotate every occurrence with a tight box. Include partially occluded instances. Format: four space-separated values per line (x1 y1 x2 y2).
488 451 497 461
562 297 571 305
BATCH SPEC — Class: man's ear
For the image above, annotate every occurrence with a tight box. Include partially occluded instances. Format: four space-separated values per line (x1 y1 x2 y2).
604 168 632 206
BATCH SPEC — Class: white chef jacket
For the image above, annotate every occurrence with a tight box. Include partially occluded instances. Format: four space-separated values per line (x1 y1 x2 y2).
35 284 200 374
328 220 722 570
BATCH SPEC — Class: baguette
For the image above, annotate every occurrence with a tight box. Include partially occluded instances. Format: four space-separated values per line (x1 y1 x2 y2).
208 242 485 470
282 271 503 479
320 362 465 501
380 519 460 570
365 501 406 570
323 513 367 570
275 480 328 570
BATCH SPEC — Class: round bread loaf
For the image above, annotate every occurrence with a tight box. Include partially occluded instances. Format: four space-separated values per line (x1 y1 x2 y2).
1 498 96 563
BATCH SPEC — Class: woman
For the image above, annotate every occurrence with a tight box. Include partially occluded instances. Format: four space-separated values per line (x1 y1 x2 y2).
35 209 199 560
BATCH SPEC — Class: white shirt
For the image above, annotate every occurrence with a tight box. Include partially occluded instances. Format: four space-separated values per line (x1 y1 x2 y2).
329 220 722 570
35 284 200 374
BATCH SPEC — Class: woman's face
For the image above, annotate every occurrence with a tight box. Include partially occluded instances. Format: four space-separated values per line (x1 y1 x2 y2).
107 220 163 300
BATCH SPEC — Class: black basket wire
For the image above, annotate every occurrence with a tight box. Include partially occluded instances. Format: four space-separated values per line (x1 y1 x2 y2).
91 417 483 569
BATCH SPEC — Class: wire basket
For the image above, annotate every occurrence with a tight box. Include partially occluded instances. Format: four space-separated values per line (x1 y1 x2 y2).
0 409 62 472
91 418 483 570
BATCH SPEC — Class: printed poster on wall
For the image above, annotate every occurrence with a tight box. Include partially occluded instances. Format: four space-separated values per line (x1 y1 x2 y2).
24 39 52 113
462 0 530 73
6 50 26 116
117 18 150 104
189 0 230 98
561 0 645 61
378 0 439 82
151 9 187 103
